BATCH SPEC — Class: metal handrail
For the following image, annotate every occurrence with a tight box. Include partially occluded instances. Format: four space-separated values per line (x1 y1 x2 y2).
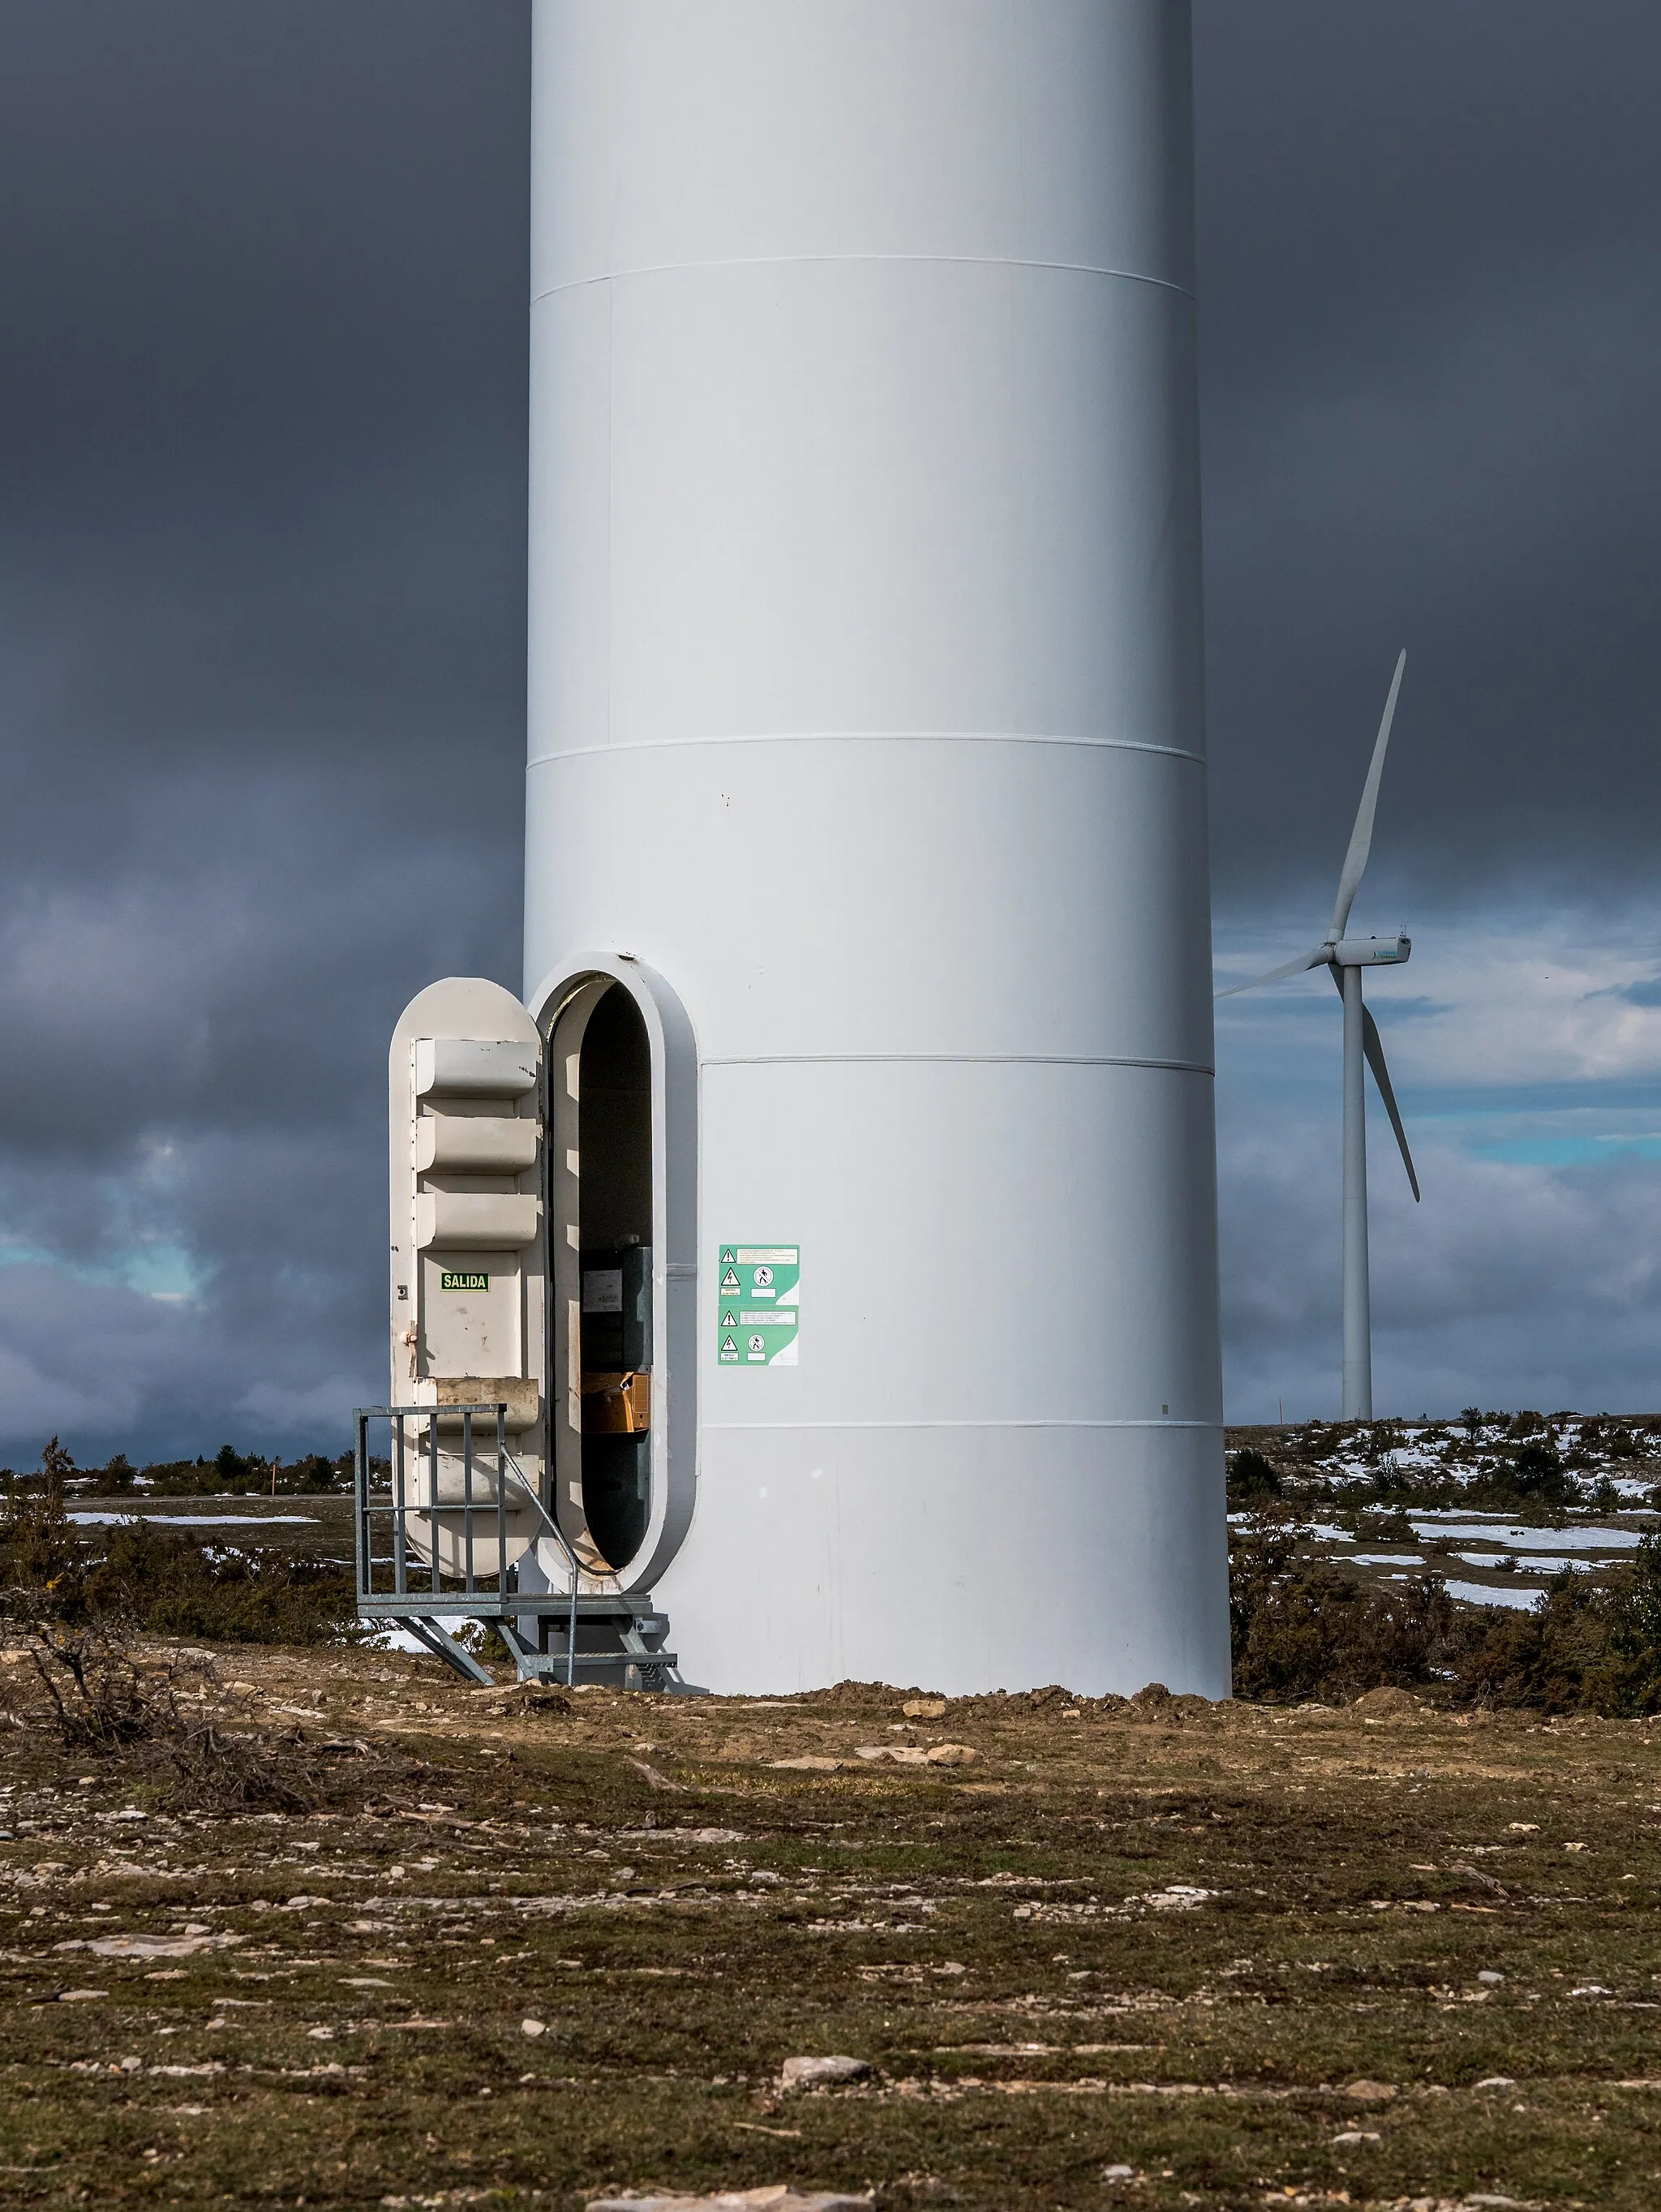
354 1402 583 1685
497 1442 582 1687
356 1401 509 1608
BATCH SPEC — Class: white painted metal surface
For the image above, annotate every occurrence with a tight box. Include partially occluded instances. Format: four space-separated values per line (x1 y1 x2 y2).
388 979 547 1570
522 0 1229 1694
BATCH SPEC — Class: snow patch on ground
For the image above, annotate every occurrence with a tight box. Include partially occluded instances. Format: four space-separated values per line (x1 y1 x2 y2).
1441 1579 1543 1612
69 1510 319 1527
1410 1520 1642 1551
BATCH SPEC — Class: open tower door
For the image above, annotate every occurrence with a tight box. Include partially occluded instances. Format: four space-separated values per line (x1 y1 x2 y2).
388 978 547 1576
545 976 655 1578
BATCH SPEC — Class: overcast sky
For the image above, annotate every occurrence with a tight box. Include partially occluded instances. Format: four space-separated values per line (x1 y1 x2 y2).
1 2 1658 1467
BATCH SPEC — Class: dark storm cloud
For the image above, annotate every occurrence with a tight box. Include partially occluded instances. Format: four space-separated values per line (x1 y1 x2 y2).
1195 0 1661 899
1 3 1657 1457
0 2 530 1461
0 0 528 808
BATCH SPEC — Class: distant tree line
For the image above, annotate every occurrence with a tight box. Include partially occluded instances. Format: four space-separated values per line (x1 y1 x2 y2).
0 1437 354 1499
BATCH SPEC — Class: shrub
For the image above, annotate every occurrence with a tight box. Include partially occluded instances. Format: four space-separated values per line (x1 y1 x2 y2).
1448 1544 1661 1717
1230 1512 1460 1703
1226 1447 1282 1506
11 1611 169 1749
0 1608 322 1810
1224 1527 1661 1720
1354 1508 1416 1544
1357 1454 1458 1510
88 1518 356 1644
1 1473 354 1645
0 1465 83 1608
1466 1437 1574 1512
0 1484 358 1813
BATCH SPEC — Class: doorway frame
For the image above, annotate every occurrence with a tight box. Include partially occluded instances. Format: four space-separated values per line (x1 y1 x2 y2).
530 951 697 1594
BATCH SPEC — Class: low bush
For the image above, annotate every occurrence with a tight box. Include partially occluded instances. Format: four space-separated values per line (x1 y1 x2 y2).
1447 1534 1661 1716
1230 1512 1460 1703
94 1518 356 1643
9 1608 170 1750
1226 1446 1282 1506
0 1464 354 1645
1466 1437 1576 1513
1230 1509 1661 1716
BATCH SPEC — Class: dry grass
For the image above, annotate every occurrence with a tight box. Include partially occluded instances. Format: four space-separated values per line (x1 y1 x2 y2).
2 1645 1660 2209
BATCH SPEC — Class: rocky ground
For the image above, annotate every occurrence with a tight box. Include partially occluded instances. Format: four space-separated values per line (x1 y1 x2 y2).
3 1644 1661 2210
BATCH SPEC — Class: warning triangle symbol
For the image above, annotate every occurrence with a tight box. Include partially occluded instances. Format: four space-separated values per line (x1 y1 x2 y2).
723 1310 736 1329
721 1248 736 1265
720 1267 740 1290
721 1335 737 1355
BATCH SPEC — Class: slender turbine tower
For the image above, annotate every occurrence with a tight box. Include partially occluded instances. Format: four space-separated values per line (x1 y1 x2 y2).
1221 652 1419 1420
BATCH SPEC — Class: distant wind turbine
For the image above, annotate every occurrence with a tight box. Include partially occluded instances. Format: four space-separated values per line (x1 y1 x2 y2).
1219 650 1420 1420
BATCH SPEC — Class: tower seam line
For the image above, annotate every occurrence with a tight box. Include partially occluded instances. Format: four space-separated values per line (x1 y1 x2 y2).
531 252 1194 305
529 732 1206 767
700 1054 1214 1074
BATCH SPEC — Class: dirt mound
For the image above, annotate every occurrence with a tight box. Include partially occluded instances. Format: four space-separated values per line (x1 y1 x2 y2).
1351 1685 1420 1719
796 1679 934 1711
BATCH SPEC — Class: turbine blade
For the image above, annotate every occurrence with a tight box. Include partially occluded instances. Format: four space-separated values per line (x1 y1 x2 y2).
1214 946 1330 999
1328 648 1407 943
1361 1002 1420 1201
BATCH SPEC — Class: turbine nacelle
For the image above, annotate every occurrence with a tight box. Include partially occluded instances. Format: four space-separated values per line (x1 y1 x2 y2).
1330 934 1411 969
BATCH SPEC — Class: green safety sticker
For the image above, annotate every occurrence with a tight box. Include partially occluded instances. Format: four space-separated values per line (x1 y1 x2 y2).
440 1271 490 1292
717 1243 800 1366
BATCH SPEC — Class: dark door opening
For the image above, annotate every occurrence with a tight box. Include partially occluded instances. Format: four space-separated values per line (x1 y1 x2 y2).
574 983 652 1569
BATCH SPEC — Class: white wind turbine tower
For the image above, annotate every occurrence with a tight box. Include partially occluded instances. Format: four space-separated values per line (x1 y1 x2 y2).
1221 651 1420 1420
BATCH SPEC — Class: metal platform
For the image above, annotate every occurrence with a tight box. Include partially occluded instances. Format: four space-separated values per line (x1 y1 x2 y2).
352 1403 684 1690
